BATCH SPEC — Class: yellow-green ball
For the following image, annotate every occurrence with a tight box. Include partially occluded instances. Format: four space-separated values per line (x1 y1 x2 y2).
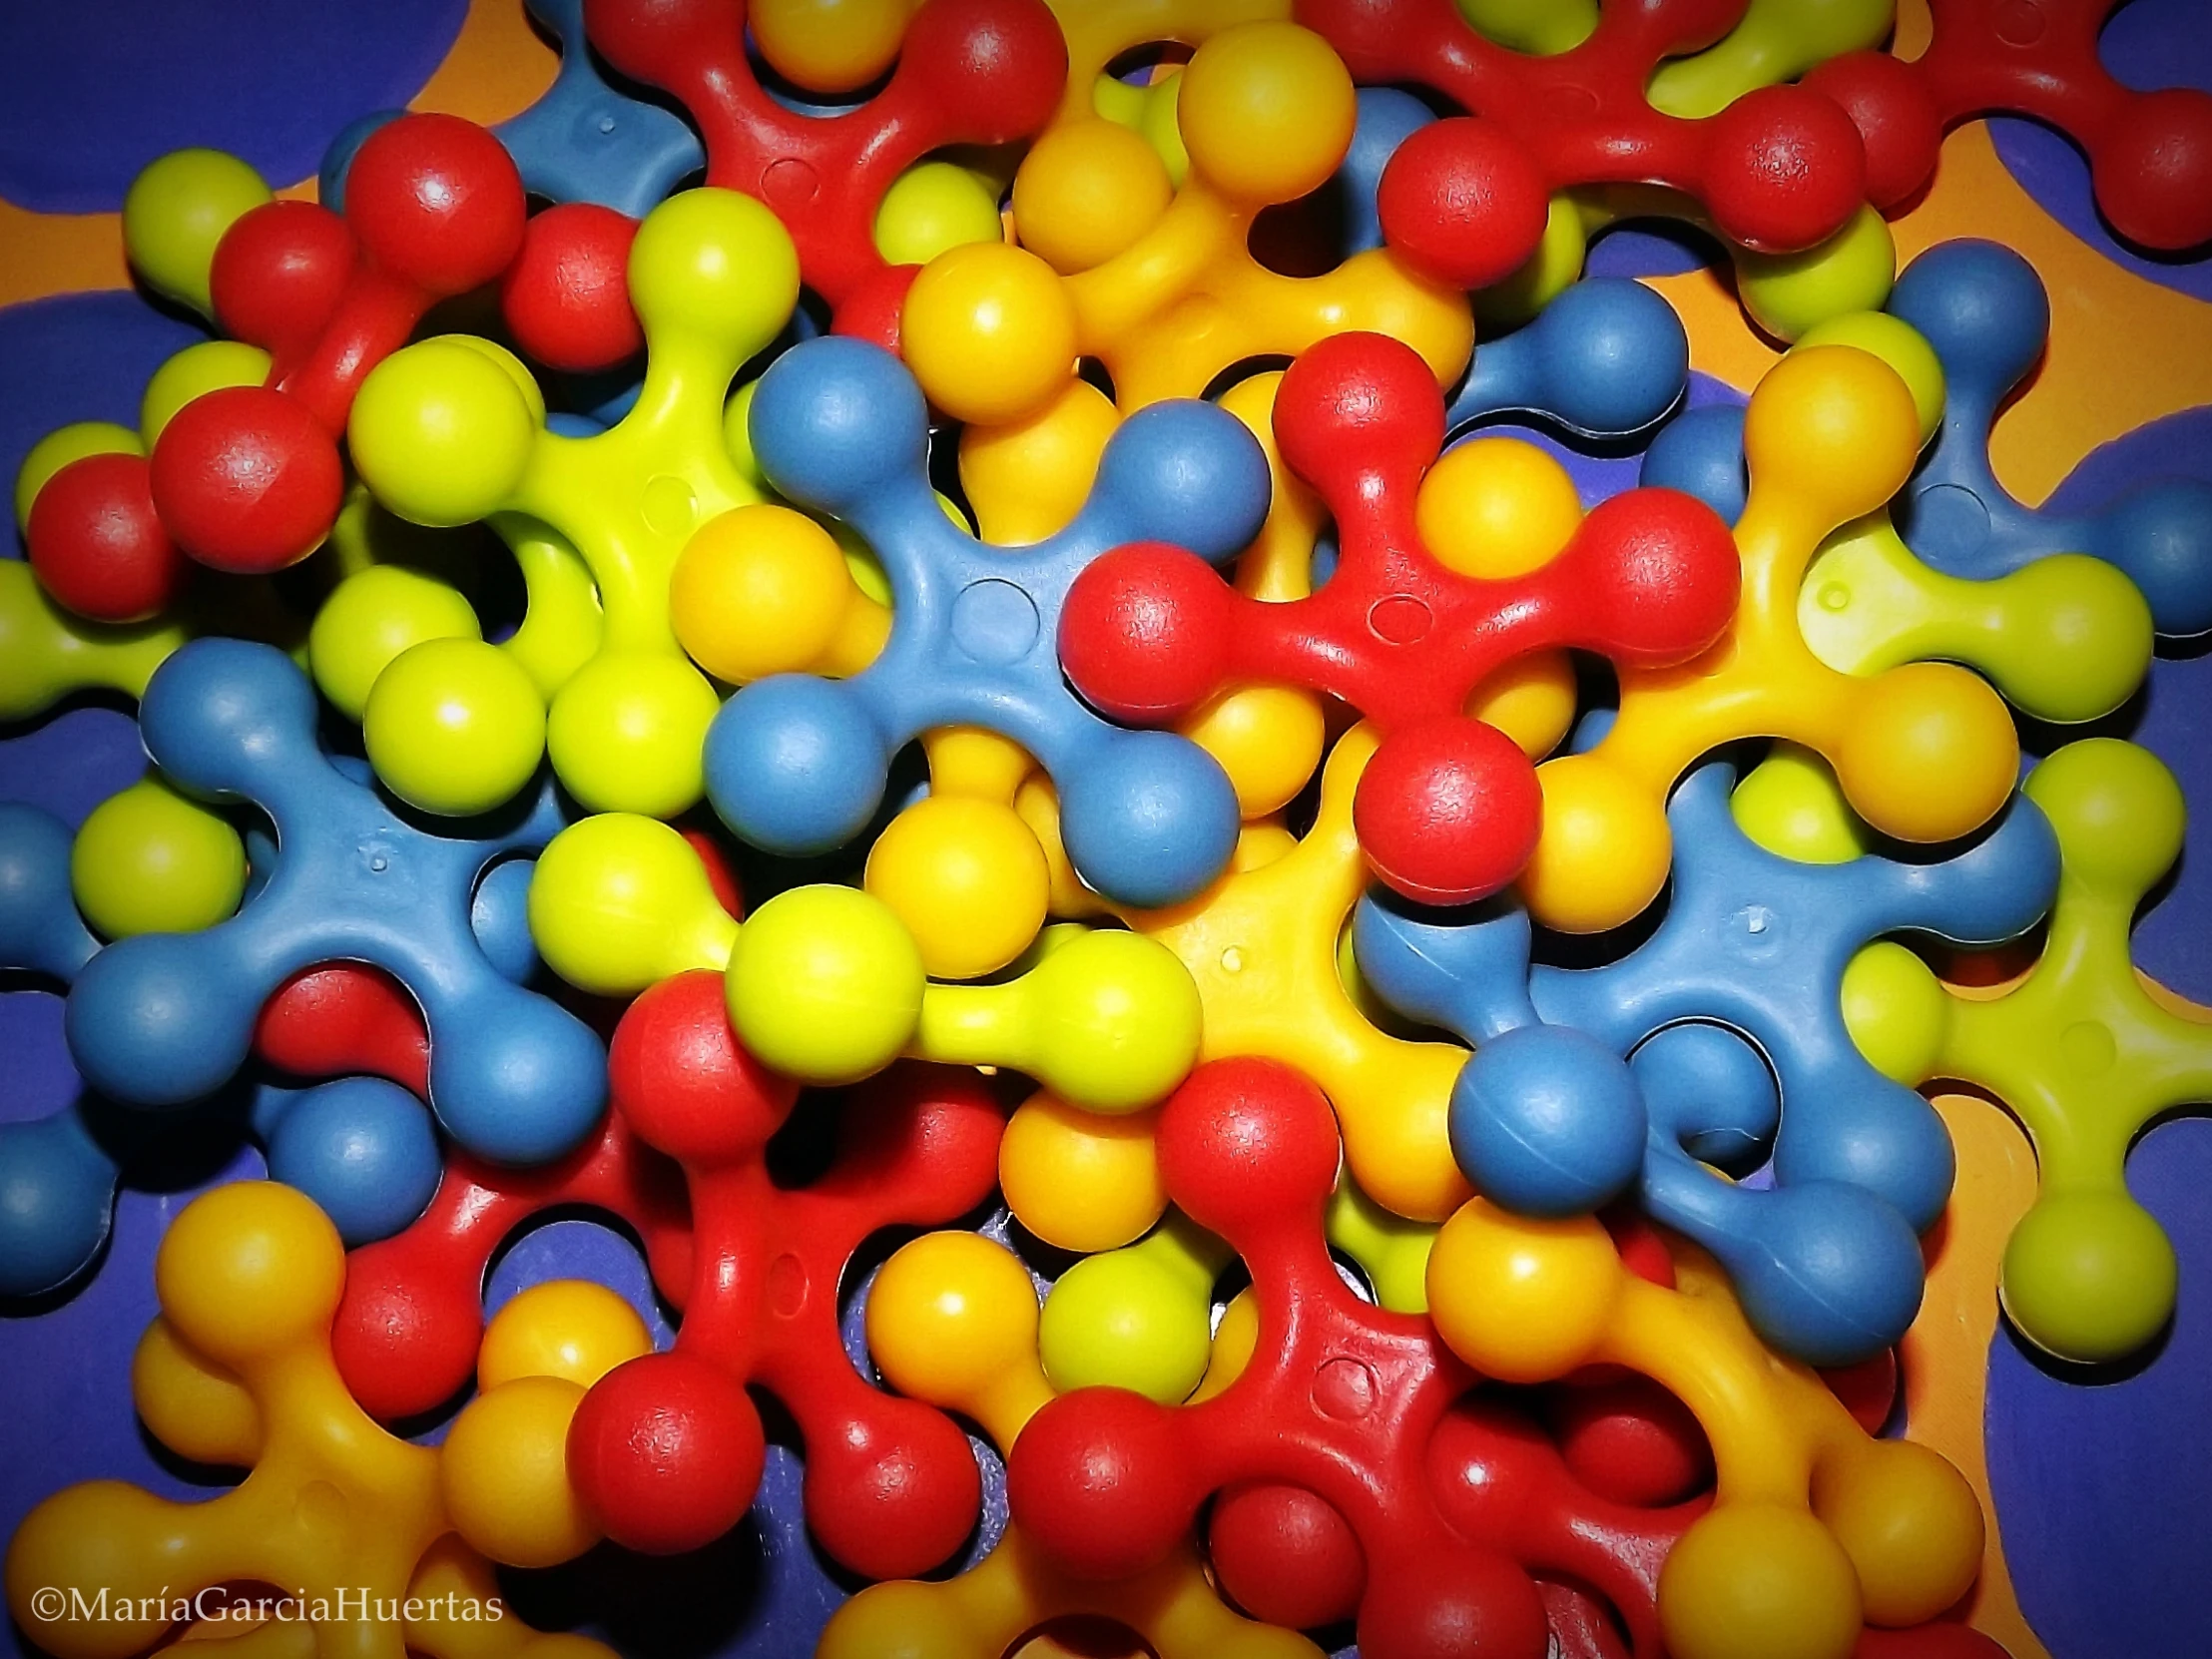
726 884 925 1084
71 777 247 940
1039 1249 1212 1403
310 565 482 722
2001 1192 2179 1365
350 337 539 528
874 161 1003 270
123 148 273 318
364 638 546 817
1738 206 1898 345
16 422 140 535
1838 941 1948 1086
545 651 720 818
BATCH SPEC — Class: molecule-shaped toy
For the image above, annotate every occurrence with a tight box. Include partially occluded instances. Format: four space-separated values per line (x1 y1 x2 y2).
1426 1201 1986 1659
564 970 1006 1576
1524 341 2020 934
63 639 606 1165
1805 0 2212 253
580 0 1065 328
703 332 1270 907
1354 745 2059 1363
349 187 799 818
1060 327 1741 905
1844 738 2212 1366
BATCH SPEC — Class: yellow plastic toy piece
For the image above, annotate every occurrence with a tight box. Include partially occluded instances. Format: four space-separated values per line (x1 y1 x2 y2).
902 23 1471 425
1094 65 1191 185
404 1536 617 1659
1426 1203 1983 1659
349 188 801 818
1523 345 2019 935
1043 0 1293 128
847 1226 1320 1659
70 774 247 940
1001 1090 1166 1251
2 1185 618 1659
1843 739 2212 1365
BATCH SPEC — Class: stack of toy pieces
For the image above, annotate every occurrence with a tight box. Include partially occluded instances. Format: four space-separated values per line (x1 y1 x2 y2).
5 1 2211 1657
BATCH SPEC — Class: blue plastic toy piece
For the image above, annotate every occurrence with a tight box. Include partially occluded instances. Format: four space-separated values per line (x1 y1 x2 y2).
706 336 1268 907
320 0 703 219
63 639 605 1167
1352 754 2061 1365
1640 401 1748 523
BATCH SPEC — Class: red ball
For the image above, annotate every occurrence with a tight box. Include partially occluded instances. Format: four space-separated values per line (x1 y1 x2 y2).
1155 1059 1342 1239
1004 1388 1194 1580
1210 1482 1367 1630
801 1401 983 1580
680 827 746 918
148 384 344 572
1577 486 1742 665
832 263 920 355
331 1249 483 1420
1375 117 1551 293
901 0 1069 144
1803 51 1940 215
210 200 357 358
1058 542 1234 725
1548 1374 1713 1507
1354 717 1542 906
1274 330 1447 499
1354 1546 1549 1659
2094 87 2212 253
609 970 796 1167
501 204 645 373
569 1351 767 1554
254 963 430 1095
1700 84 1868 254
25 451 186 623
345 112 527 296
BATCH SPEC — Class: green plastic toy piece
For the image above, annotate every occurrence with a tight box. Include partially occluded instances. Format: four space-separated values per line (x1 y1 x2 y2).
0 560 186 725
1039 1209 1231 1402
1842 739 2209 1365
1325 1175 1436 1314
1452 0 1595 54
349 188 802 819
1647 0 1895 120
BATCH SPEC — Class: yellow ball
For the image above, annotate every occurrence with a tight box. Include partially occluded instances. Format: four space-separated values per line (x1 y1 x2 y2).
71 777 246 940
673 504 855 684
819 1582 964 1659
1013 119 1174 274
1177 23 1356 205
309 564 482 722
959 378 1118 544
1185 685 1327 818
1000 1094 1166 1252
131 1318 261 1467
1833 661 2016 844
15 422 140 534
1019 929 1203 1113
441 1377 599 1568
865 795 1049 980
545 651 720 818
2001 1191 2179 1365
901 242 1078 427
751 0 913 94
726 884 926 1084
1743 344 1922 532
866 1231 1037 1404
1794 310 1943 447
1425 1200 1621 1382
1657 1505 1862 1659
350 336 541 528
364 637 546 817
140 339 273 445
874 161 1004 269
1817 1441 1983 1627
478 1281 653 1390
156 1182 343 1369
1520 752 1672 934
1466 651 1577 761
1416 437 1583 580
1738 206 1898 346
529 813 735 996
6 1481 183 1659
123 147 273 318
1039 1248 1213 1403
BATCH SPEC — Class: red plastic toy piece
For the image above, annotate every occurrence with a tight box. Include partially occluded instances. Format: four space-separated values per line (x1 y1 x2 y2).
580 0 1065 325
1058 331 1740 905
1806 0 2212 251
254 962 433 1095
1299 0 1870 286
500 201 646 373
1005 1056 1692 1659
565 970 1005 1579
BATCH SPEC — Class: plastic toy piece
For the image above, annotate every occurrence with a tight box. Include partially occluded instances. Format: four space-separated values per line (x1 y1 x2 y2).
1805 0 2212 252
1307 0 1871 293
349 188 799 818
1045 0 1293 125
1059 329 1740 906
1426 1203 1986 1659
705 334 1268 907
62 639 605 1166
1354 748 2058 1363
581 0 1065 323
1441 274 1690 443
1882 240 2212 640
1524 343 2020 935
2 1183 623 1659
0 560 184 721
1005 1058 1695 1659
901 23 1473 431
1844 739 2212 1365
566 971 1004 1575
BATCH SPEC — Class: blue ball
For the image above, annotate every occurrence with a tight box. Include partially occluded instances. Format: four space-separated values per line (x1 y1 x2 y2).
1633 1022 1778 1174
1056 732 1241 909
1448 1024 1647 1217
0 1115 117 1298
1642 404 1748 525
428 1002 607 1168
705 675 890 857
264 1077 440 1246
1889 239 2047 397
66 931 259 1107
2095 477 2212 638
1725 1181 1927 1367
471 857 542 985
749 337 927 517
1529 278 1689 437
1088 400 1272 563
